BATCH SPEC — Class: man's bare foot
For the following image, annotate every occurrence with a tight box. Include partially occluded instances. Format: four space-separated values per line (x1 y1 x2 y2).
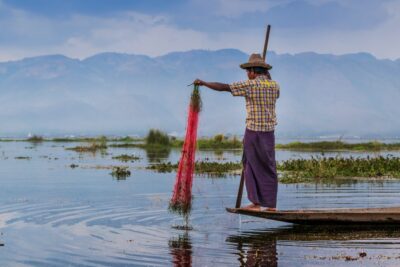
242 203 260 210
260 207 277 212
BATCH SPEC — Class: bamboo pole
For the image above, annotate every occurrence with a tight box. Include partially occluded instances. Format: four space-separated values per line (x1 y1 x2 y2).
262 24 271 60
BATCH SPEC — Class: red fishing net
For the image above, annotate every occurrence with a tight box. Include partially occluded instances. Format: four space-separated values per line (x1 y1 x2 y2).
169 85 201 215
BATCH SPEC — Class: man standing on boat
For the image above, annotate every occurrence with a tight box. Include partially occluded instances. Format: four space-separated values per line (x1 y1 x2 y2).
193 53 280 211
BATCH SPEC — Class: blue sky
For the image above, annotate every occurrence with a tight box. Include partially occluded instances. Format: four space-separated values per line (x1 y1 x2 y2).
0 0 399 61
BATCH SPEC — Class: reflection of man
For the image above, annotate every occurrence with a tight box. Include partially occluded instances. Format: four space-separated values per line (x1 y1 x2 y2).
194 53 280 211
227 231 277 267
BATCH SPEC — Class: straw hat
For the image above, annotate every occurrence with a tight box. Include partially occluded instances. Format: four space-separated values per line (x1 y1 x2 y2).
240 53 272 70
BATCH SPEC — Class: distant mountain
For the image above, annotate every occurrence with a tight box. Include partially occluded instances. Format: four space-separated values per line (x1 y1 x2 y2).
0 49 399 137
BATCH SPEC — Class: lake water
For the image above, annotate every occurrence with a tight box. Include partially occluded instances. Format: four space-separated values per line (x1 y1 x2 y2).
1 141 400 266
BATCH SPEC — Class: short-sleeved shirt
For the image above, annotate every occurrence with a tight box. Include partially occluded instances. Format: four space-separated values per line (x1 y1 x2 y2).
229 75 280 132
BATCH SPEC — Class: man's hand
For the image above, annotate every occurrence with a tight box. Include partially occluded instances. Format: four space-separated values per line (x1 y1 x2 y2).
192 79 231 92
193 79 205 86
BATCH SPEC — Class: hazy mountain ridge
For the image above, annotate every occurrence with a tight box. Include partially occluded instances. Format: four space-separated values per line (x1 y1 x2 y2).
0 49 399 137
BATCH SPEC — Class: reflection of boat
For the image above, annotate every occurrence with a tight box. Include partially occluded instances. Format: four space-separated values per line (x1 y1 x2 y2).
227 224 400 243
226 207 400 225
226 225 400 266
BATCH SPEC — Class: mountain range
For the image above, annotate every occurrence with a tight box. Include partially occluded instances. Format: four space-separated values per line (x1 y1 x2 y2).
0 49 399 138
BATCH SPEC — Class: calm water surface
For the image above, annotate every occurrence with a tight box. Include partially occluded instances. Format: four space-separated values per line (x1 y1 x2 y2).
0 141 400 266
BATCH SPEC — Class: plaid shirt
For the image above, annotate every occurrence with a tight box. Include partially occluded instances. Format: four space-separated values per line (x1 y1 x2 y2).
229 75 280 132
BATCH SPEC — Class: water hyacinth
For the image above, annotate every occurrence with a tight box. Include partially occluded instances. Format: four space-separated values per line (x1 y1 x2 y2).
278 156 400 183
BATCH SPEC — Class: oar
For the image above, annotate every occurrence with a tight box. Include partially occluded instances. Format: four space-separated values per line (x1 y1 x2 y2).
234 24 272 209
235 154 246 208
262 24 271 61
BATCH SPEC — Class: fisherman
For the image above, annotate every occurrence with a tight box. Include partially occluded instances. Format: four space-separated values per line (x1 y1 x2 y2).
194 53 280 211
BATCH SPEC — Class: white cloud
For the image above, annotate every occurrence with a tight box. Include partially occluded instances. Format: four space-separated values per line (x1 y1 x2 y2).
0 4 265 61
0 0 399 61
210 0 282 18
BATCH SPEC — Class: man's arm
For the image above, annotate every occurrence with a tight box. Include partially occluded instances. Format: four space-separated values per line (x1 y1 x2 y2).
193 79 231 92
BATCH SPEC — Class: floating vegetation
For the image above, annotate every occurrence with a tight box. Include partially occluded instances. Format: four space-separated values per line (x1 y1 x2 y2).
116 136 140 142
51 138 78 142
278 156 400 183
15 156 31 160
109 130 170 151
110 166 131 180
110 131 242 151
27 135 44 143
148 161 242 176
148 162 177 172
195 161 241 176
66 141 107 153
276 141 400 151
51 136 106 142
109 143 140 148
50 135 141 143
112 154 141 162
197 135 242 149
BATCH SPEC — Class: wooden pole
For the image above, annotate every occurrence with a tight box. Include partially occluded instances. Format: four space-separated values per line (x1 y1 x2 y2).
235 166 245 208
234 25 272 209
262 25 271 60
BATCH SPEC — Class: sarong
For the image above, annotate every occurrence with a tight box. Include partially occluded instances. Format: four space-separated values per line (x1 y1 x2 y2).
243 129 278 208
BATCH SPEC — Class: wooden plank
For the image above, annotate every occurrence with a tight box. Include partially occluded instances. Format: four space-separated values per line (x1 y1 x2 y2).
226 207 400 225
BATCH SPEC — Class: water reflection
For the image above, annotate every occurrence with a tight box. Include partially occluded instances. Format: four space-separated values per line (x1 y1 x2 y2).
227 230 277 267
145 147 172 163
213 150 225 161
169 232 192 267
227 225 400 266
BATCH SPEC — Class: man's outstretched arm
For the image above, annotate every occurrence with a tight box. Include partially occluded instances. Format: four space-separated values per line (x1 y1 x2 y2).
193 79 231 92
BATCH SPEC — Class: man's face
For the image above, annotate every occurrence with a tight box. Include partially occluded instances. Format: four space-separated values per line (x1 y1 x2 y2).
246 69 256 80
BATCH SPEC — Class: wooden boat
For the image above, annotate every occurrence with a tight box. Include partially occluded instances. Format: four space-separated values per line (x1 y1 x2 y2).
226 207 400 225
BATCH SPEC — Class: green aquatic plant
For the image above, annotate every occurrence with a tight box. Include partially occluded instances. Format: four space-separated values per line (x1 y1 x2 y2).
112 154 141 162
147 161 242 176
147 162 177 172
109 143 140 148
278 156 400 183
196 135 242 150
146 129 170 146
276 141 400 151
110 166 131 180
113 136 141 143
66 141 107 153
27 135 44 143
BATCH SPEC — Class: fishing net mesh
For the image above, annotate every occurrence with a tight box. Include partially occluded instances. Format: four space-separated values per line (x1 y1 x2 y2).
169 85 202 215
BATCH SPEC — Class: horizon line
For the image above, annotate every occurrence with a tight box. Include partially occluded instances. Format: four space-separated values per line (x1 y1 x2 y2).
1 49 397 64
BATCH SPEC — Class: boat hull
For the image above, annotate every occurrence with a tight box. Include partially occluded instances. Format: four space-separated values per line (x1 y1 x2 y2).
226 207 400 225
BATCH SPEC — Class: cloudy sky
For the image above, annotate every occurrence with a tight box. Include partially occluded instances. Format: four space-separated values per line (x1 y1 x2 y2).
0 0 399 61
